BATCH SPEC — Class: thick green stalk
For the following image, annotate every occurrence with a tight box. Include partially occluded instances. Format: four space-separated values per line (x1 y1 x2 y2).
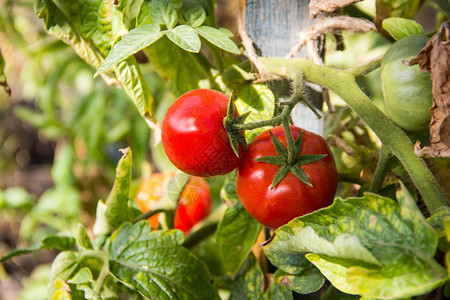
260 57 448 215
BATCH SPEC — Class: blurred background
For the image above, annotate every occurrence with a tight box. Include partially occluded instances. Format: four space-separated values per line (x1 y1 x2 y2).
0 0 448 299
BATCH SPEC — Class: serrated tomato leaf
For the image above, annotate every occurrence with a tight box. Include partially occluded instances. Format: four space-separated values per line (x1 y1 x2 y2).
166 25 201 52
264 186 447 299
262 281 293 300
196 26 240 54
215 176 262 277
226 254 264 299
273 268 324 295
182 1 206 28
382 17 425 40
108 221 219 300
95 23 163 76
0 235 75 263
93 148 132 235
148 0 177 29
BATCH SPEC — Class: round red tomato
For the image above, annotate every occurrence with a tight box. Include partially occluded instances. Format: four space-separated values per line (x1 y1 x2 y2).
135 173 212 233
235 125 338 230
161 89 239 177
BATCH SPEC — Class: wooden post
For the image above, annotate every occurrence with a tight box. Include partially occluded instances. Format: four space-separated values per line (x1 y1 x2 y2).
244 0 324 135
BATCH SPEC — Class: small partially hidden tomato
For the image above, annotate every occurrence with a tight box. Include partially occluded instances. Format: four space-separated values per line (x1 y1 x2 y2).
161 89 240 177
235 125 338 230
381 35 433 132
135 172 212 233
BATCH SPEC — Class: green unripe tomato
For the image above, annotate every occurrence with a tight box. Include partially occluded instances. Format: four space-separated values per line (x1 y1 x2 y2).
381 36 433 132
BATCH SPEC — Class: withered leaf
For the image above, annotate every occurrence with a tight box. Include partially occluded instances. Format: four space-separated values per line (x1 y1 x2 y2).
409 21 450 158
309 0 362 18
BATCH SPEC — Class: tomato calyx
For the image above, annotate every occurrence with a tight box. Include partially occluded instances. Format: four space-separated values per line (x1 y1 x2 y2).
255 127 327 188
223 93 249 156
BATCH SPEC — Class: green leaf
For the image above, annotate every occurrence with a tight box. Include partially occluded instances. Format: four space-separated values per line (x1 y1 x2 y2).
382 17 425 40
149 0 178 29
68 267 93 284
79 0 113 57
273 268 324 295
34 0 103 68
231 77 275 142
196 26 240 54
220 171 238 206
93 148 132 235
375 0 422 23
48 251 79 298
182 1 206 27
264 189 447 299
0 235 75 263
35 0 157 125
110 6 158 125
167 172 191 205
114 0 144 29
215 176 262 277
262 282 293 300
95 23 163 76
76 224 94 250
227 254 265 299
108 221 219 299
219 27 234 38
166 25 201 52
114 55 156 123
143 36 209 93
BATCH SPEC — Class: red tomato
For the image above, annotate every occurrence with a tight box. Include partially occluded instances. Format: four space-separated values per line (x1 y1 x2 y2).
235 125 338 230
135 173 212 233
161 89 239 177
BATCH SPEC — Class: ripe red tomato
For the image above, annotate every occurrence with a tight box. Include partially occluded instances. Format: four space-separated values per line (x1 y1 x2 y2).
135 173 212 233
161 89 239 177
235 125 338 230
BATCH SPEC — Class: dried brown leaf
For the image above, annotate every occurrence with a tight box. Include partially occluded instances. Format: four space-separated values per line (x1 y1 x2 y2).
309 0 363 18
409 21 450 158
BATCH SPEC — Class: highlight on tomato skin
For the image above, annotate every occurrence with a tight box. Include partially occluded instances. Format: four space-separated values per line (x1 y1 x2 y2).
235 125 338 230
161 89 240 177
135 173 212 233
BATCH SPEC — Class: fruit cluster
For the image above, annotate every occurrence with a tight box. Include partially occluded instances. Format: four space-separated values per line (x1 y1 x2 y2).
136 89 339 230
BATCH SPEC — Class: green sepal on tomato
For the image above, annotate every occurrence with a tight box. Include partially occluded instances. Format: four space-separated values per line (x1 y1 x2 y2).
135 172 212 233
161 89 240 177
235 125 338 230
381 35 433 132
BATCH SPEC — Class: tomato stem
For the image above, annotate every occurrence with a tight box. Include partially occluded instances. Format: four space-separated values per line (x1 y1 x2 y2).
260 57 449 215
370 146 393 193
132 208 168 223
347 57 382 79
206 0 216 27
232 94 298 131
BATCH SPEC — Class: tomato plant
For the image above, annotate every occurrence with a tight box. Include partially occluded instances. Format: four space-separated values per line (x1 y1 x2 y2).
381 35 433 132
135 173 212 233
235 125 338 229
161 89 240 177
3 1 450 300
